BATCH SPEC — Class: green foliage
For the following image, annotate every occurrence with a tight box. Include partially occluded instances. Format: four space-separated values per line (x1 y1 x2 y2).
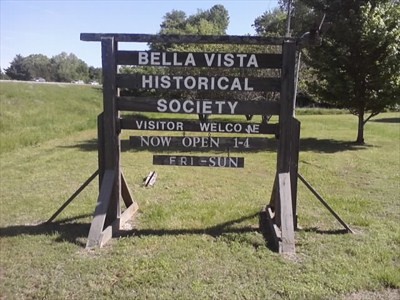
156 4 229 37
254 0 400 143
4 52 92 83
23 54 52 81
51 52 89 82
304 0 400 143
253 1 322 38
253 8 288 37
4 54 28 80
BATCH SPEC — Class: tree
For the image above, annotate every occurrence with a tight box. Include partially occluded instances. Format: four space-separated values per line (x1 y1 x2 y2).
253 8 287 37
303 0 400 144
88 66 102 83
51 52 89 83
152 4 229 51
0 68 10 80
22 54 52 81
5 55 29 80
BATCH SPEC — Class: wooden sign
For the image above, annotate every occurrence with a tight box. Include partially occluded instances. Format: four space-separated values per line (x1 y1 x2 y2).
120 118 278 135
130 136 271 151
117 51 282 68
117 97 280 115
153 155 244 168
116 74 280 92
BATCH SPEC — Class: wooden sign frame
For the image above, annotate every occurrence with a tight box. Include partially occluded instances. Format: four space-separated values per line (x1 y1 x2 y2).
81 33 300 254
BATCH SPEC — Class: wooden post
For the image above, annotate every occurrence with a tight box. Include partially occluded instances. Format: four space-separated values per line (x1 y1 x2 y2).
86 37 121 248
100 37 121 229
266 41 300 253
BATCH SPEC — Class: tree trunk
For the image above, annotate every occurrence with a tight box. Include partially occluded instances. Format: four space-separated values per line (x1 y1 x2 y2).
356 108 365 144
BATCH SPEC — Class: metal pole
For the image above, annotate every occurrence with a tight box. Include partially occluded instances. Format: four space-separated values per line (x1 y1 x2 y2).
286 0 292 37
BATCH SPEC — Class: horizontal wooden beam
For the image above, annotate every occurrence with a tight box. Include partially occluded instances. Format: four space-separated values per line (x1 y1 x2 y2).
116 74 281 92
153 155 244 168
130 136 272 151
117 51 282 69
80 33 295 45
120 118 278 135
117 97 280 115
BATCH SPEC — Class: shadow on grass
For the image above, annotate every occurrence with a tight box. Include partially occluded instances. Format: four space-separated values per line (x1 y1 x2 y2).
0 213 351 251
119 212 264 248
300 227 349 235
0 212 265 249
61 137 373 154
372 117 400 123
299 138 373 153
0 214 91 247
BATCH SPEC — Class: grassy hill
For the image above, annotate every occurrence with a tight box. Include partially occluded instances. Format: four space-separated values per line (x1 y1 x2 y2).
0 81 399 299
0 81 102 154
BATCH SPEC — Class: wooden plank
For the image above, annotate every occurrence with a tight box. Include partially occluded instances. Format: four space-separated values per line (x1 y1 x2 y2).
97 113 105 191
120 202 139 227
80 33 295 45
277 41 296 174
117 97 280 115
130 136 271 151
298 173 355 234
290 119 301 229
121 171 134 207
86 169 116 249
153 155 244 168
99 225 113 248
117 51 282 68
278 172 295 254
46 170 99 224
116 74 281 92
120 118 278 135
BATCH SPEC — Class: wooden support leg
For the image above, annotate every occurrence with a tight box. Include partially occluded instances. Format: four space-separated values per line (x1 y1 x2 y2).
120 171 139 227
86 169 116 249
261 172 295 254
278 172 295 253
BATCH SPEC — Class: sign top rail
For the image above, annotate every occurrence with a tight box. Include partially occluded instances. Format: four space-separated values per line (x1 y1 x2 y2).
80 33 297 45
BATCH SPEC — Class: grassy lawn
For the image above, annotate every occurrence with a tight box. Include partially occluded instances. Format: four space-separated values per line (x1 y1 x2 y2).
0 82 399 299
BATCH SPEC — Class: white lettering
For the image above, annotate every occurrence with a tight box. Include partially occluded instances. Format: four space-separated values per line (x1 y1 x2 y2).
204 53 215 66
230 78 242 91
217 77 229 90
151 52 160 65
224 53 234 67
182 100 194 113
184 76 196 89
237 54 247 67
227 101 238 114
142 75 153 88
157 99 168 112
160 76 171 89
138 52 148 65
244 78 254 91
186 53 195 66
247 54 258 67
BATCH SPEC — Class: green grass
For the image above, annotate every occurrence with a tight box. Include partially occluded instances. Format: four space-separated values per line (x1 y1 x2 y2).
0 83 399 299
0 82 102 153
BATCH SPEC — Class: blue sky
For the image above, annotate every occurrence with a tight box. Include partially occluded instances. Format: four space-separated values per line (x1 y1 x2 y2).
0 0 279 69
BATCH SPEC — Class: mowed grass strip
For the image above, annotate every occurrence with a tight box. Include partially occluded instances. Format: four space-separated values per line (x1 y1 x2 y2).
0 82 399 299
